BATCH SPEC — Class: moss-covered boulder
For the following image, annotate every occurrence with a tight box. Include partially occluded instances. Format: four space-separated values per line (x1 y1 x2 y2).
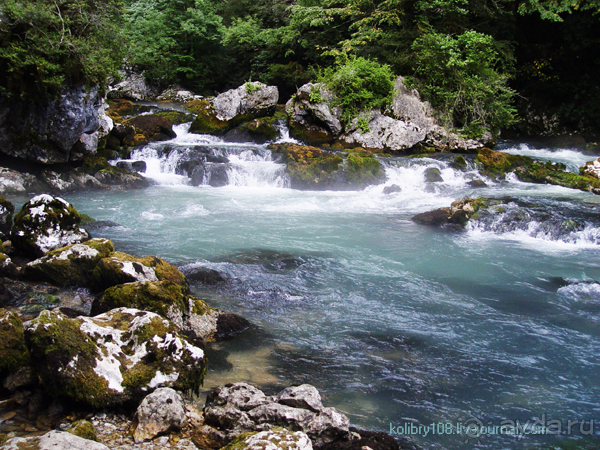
96 281 228 343
581 158 600 179
0 195 14 238
154 110 194 125
0 309 30 376
412 197 488 230
189 83 279 135
79 156 149 189
92 252 188 291
24 308 206 407
68 420 98 441
123 114 177 144
21 238 115 287
11 195 90 258
269 143 385 190
475 148 533 180
515 161 600 194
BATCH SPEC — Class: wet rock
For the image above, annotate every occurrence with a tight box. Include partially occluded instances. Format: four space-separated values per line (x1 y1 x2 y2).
116 160 147 173
286 83 343 144
21 238 114 287
467 179 487 188
183 266 228 285
24 308 206 407
320 427 402 450
190 163 230 187
222 428 314 450
3 429 109 450
123 114 177 144
382 185 402 195
189 83 278 135
0 168 41 196
424 167 443 183
3 367 35 392
0 309 30 377
0 84 102 164
92 251 188 291
204 383 349 447
191 424 228 449
412 198 488 230
581 157 600 179
11 195 90 258
214 312 251 341
0 196 14 238
133 388 186 442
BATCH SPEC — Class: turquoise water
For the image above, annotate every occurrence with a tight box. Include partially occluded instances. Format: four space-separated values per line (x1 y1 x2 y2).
58 127 600 449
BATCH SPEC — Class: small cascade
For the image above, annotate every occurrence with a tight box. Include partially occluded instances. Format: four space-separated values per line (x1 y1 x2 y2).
274 119 300 144
128 123 290 188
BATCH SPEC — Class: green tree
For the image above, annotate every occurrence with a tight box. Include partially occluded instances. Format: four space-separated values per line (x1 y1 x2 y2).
0 0 125 98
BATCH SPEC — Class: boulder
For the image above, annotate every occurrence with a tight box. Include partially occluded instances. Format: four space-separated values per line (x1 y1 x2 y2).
190 163 230 187
580 158 600 179
133 388 186 442
24 308 206 407
116 160 147 173
2 430 109 450
391 76 436 133
0 196 14 238
222 429 314 450
157 87 203 103
123 114 177 144
204 383 350 447
21 238 115 287
107 71 159 101
0 168 41 196
285 83 343 144
411 198 488 230
383 184 402 195
92 251 188 291
424 167 443 183
189 83 278 135
0 309 30 376
0 84 102 164
11 195 90 258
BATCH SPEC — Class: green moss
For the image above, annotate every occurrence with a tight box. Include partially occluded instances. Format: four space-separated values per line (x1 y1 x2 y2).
0 309 31 374
515 161 600 194
345 153 384 184
99 281 187 318
451 155 467 170
82 156 111 174
475 148 533 179
0 433 6 445
246 119 280 140
188 100 231 135
79 214 96 225
68 420 98 441
287 120 334 145
192 298 211 316
245 82 262 94
155 110 194 125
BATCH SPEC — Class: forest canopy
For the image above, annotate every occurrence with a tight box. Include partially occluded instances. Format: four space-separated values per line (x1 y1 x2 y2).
1 0 599 135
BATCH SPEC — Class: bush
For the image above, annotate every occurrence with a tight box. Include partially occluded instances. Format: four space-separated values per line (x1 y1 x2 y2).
410 29 516 138
317 56 395 127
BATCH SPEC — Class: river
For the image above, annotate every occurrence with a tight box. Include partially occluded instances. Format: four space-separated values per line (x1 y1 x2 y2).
60 123 600 449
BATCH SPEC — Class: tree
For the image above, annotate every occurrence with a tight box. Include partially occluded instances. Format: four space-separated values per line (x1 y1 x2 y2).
0 0 125 98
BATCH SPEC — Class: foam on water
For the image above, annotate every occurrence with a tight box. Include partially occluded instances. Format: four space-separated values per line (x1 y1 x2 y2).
501 142 600 173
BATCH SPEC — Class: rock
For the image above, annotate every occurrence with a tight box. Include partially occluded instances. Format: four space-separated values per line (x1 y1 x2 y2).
133 388 186 442
183 266 228 284
92 251 188 291
21 238 114 287
107 71 159 101
467 179 487 187
391 77 436 133
97 100 114 139
0 309 30 376
424 167 443 183
24 308 206 407
123 114 177 143
222 428 314 450
581 158 600 179
3 367 35 391
424 124 487 152
341 111 426 151
225 118 281 144
277 385 323 412
475 147 533 180
189 83 278 135
3 430 109 450
320 427 401 450
0 196 14 238
154 110 194 125
286 83 343 144
191 425 228 449
116 160 147 173
204 383 349 447
269 143 384 190
412 198 488 230
157 87 203 103
0 84 102 164
11 195 90 258
0 168 43 196
190 162 230 187
382 185 402 195
67 420 98 441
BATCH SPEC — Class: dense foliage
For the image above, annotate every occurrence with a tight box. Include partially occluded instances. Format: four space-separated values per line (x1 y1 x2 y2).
0 0 125 98
1 0 599 135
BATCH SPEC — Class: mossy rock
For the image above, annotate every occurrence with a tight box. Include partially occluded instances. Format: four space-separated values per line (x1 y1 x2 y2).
123 115 177 143
188 100 231 135
0 195 15 237
515 161 600 194
246 118 280 141
68 420 98 441
345 153 385 185
185 99 210 114
93 251 188 291
82 156 112 174
12 194 89 258
97 280 187 318
155 110 194 125
475 148 533 179
25 309 206 407
287 120 334 145
22 238 115 288
0 309 31 375
450 155 468 170
107 99 135 120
